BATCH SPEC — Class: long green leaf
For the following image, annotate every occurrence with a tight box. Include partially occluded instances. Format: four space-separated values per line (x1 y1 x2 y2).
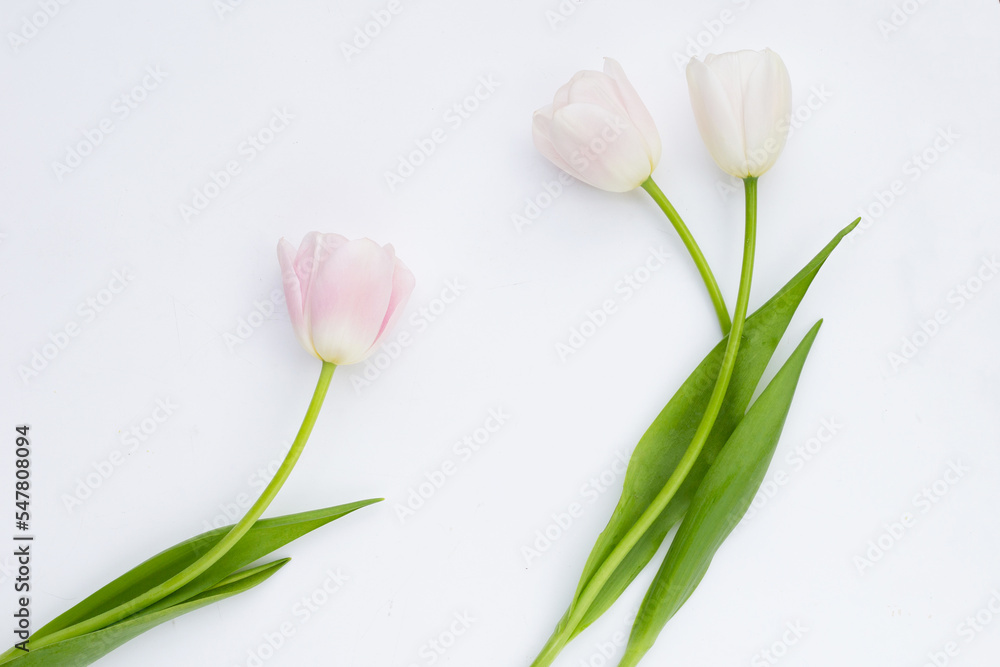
7 559 290 667
538 219 857 655
27 499 379 645
619 321 822 667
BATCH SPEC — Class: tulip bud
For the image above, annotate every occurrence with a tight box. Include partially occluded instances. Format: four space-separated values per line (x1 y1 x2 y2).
686 49 792 179
532 58 662 193
277 233 415 366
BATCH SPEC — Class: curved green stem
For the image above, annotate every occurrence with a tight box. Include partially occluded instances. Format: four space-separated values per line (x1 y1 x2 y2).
641 178 731 336
21 362 337 653
547 178 757 661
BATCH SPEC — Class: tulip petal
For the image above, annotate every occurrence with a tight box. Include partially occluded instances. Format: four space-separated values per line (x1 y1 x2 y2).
307 238 395 365
704 49 763 111
291 231 321 302
562 72 631 118
293 233 347 302
553 69 594 108
687 49 792 178
532 108 581 178
367 256 416 355
602 58 661 166
534 61 661 192
277 238 315 358
548 104 654 192
741 49 792 177
687 57 750 178
296 233 348 350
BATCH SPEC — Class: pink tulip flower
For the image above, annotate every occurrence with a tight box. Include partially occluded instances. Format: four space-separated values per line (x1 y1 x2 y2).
278 233 415 365
532 58 661 193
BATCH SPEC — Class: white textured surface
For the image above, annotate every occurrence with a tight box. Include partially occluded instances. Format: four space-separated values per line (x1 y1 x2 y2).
2 1 999 666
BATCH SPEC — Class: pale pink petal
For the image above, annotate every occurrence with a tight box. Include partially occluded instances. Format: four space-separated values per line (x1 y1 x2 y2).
532 109 581 177
562 72 630 117
292 231 321 297
366 256 416 356
277 238 316 358
294 233 349 291
534 62 659 192
314 232 350 256
277 238 300 297
548 104 653 192
553 70 595 108
307 238 395 365
602 58 661 163
294 232 350 355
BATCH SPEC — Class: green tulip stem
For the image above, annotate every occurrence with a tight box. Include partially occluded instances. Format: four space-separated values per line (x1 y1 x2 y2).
18 362 337 654
545 177 757 663
641 178 732 335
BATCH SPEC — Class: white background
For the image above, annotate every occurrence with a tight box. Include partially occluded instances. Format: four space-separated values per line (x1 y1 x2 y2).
2 1 999 666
